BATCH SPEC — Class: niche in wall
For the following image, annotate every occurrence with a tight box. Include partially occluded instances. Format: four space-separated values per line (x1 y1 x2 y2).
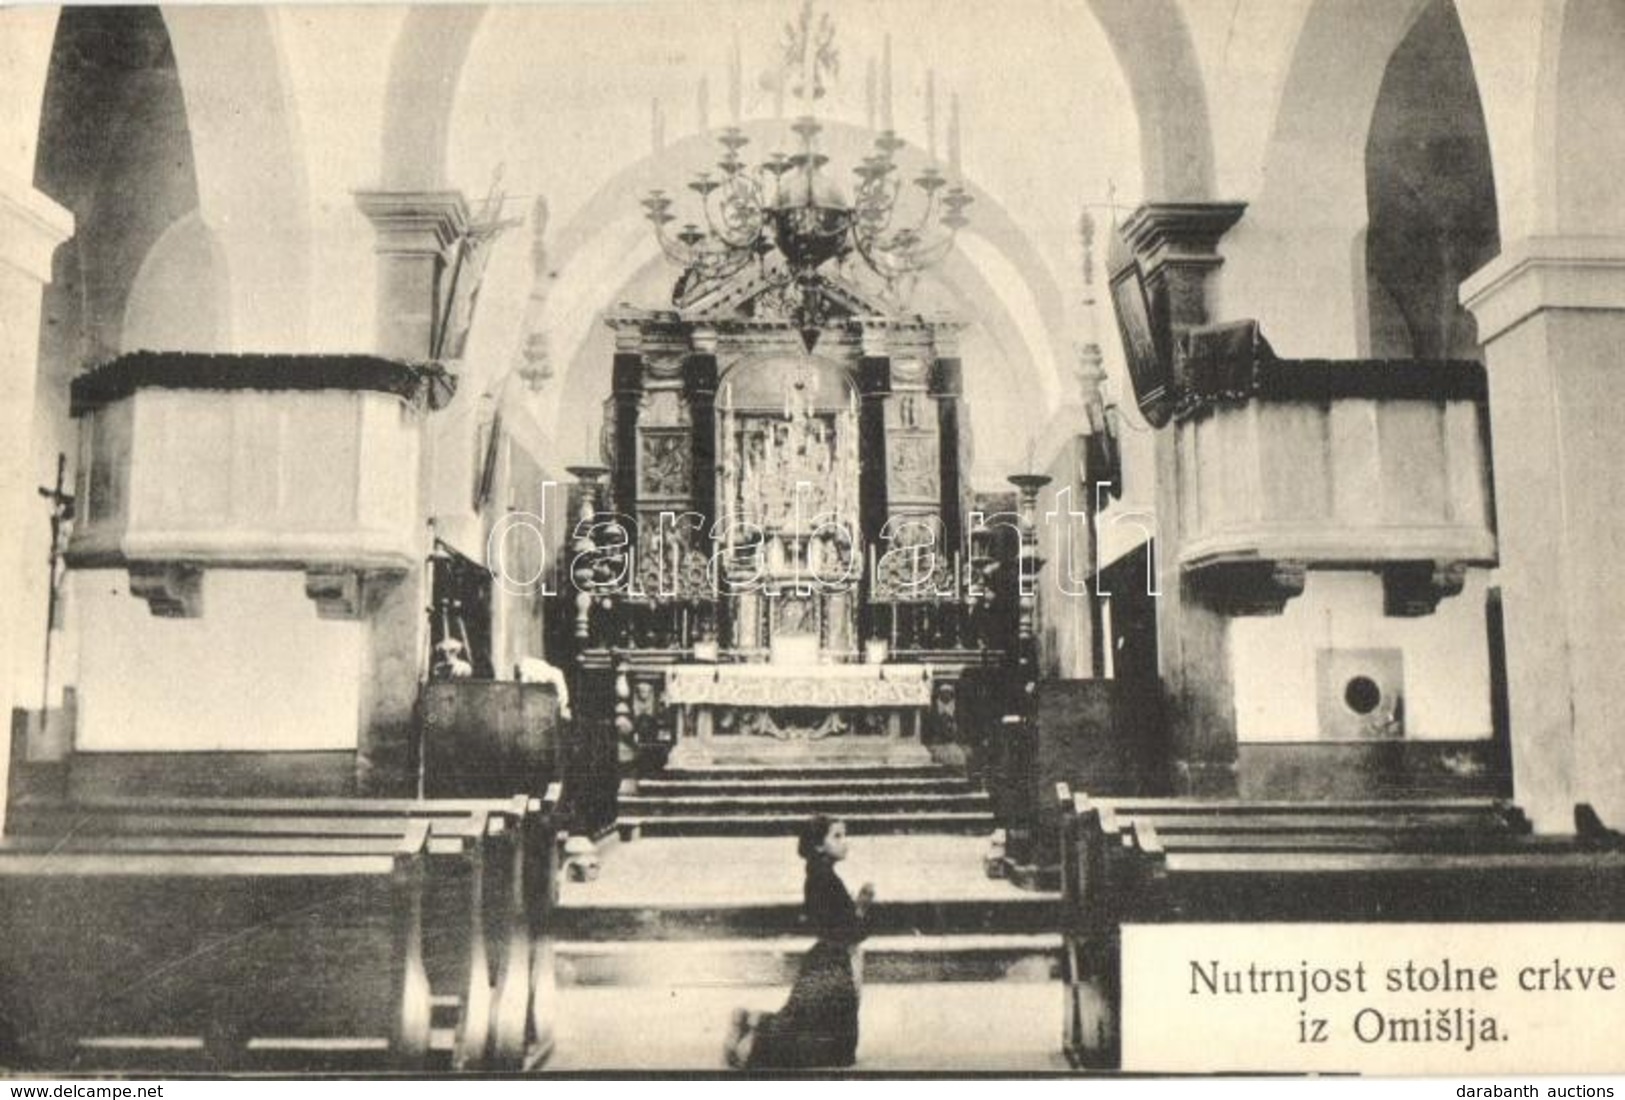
1316 647 1404 740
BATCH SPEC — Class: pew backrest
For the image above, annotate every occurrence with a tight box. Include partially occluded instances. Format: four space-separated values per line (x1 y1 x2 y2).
0 824 433 1073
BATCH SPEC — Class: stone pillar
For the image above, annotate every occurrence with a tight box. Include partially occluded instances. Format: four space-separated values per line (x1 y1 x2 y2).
1076 347 1109 679
0 175 73 830
355 191 468 360
1461 236 1625 831
1121 202 1245 794
355 190 466 794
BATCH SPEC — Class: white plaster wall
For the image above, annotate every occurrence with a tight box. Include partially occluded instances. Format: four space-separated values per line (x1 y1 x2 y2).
1231 569 1493 742
0 8 59 183
162 7 313 352
121 212 233 353
75 568 362 752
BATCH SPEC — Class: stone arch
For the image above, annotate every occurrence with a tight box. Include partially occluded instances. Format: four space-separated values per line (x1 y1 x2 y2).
514 122 1071 437
393 5 1130 479
1362 0 1500 360
1550 1 1625 236
1084 0 1215 201
162 7 312 350
379 6 488 189
1225 0 1447 355
34 6 201 367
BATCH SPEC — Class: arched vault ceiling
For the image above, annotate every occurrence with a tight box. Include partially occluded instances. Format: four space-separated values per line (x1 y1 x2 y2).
440 0 1141 414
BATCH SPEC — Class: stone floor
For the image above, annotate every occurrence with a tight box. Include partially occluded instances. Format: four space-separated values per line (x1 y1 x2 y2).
547 831 1067 1073
546 980 1067 1073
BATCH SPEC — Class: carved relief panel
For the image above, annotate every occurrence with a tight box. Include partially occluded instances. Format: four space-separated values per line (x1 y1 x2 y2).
887 432 940 502
639 430 693 500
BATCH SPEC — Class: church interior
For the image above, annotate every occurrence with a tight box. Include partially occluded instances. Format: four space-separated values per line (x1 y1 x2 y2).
0 0 1622 1075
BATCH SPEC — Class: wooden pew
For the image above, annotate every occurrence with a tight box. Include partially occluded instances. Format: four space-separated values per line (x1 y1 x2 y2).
5 789 562 1071
1054 784 1625 1070
0 825 433 1073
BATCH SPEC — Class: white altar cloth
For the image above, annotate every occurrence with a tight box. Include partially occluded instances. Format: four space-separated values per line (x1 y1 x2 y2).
664 663 934 708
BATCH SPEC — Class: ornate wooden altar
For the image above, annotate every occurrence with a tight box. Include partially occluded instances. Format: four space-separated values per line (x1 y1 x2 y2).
560 263 1014 764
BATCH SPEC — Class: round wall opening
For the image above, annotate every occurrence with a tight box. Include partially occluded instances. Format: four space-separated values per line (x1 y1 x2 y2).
1344 675 1383 715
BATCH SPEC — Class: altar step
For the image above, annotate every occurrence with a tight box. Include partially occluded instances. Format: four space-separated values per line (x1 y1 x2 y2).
622 790 990 818
553 895 1057 942
623 763 995 837
545 835 1065 1072
640 775 971 796
622 812 993 837
555 933 1061 987
658 762 950 782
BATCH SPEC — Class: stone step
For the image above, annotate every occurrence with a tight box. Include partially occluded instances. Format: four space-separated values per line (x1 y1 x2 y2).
553 894 1057 942
620 809 996 838
556 933 1062 987
620 791 991 817
658 763 955 782
638 776 976 796
542 980 1068 1072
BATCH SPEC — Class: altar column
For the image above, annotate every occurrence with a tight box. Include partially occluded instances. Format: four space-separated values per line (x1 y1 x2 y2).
610 338 643 518
0 176 73 830
1461 237 1625 831
858 327 891 544
932 340 966 557
1121 202 1246 795
858 327 891 649
684 328 719 526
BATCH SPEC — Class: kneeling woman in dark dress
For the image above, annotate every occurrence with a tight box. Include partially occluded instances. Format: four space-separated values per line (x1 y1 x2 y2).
727 815 874 1069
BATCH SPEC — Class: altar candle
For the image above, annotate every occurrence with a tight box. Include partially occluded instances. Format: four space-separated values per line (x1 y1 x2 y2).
866 58 876 131
730 31 743 124
881 35 894 131
925 70 937 161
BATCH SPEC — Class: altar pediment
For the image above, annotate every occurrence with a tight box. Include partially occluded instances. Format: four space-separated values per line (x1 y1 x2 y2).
676 262 892 327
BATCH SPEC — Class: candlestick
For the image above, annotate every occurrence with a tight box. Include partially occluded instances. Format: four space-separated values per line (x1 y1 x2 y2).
948 93 961 176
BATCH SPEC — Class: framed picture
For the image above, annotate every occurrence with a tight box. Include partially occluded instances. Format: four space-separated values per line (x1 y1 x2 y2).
1109 246 1174 428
